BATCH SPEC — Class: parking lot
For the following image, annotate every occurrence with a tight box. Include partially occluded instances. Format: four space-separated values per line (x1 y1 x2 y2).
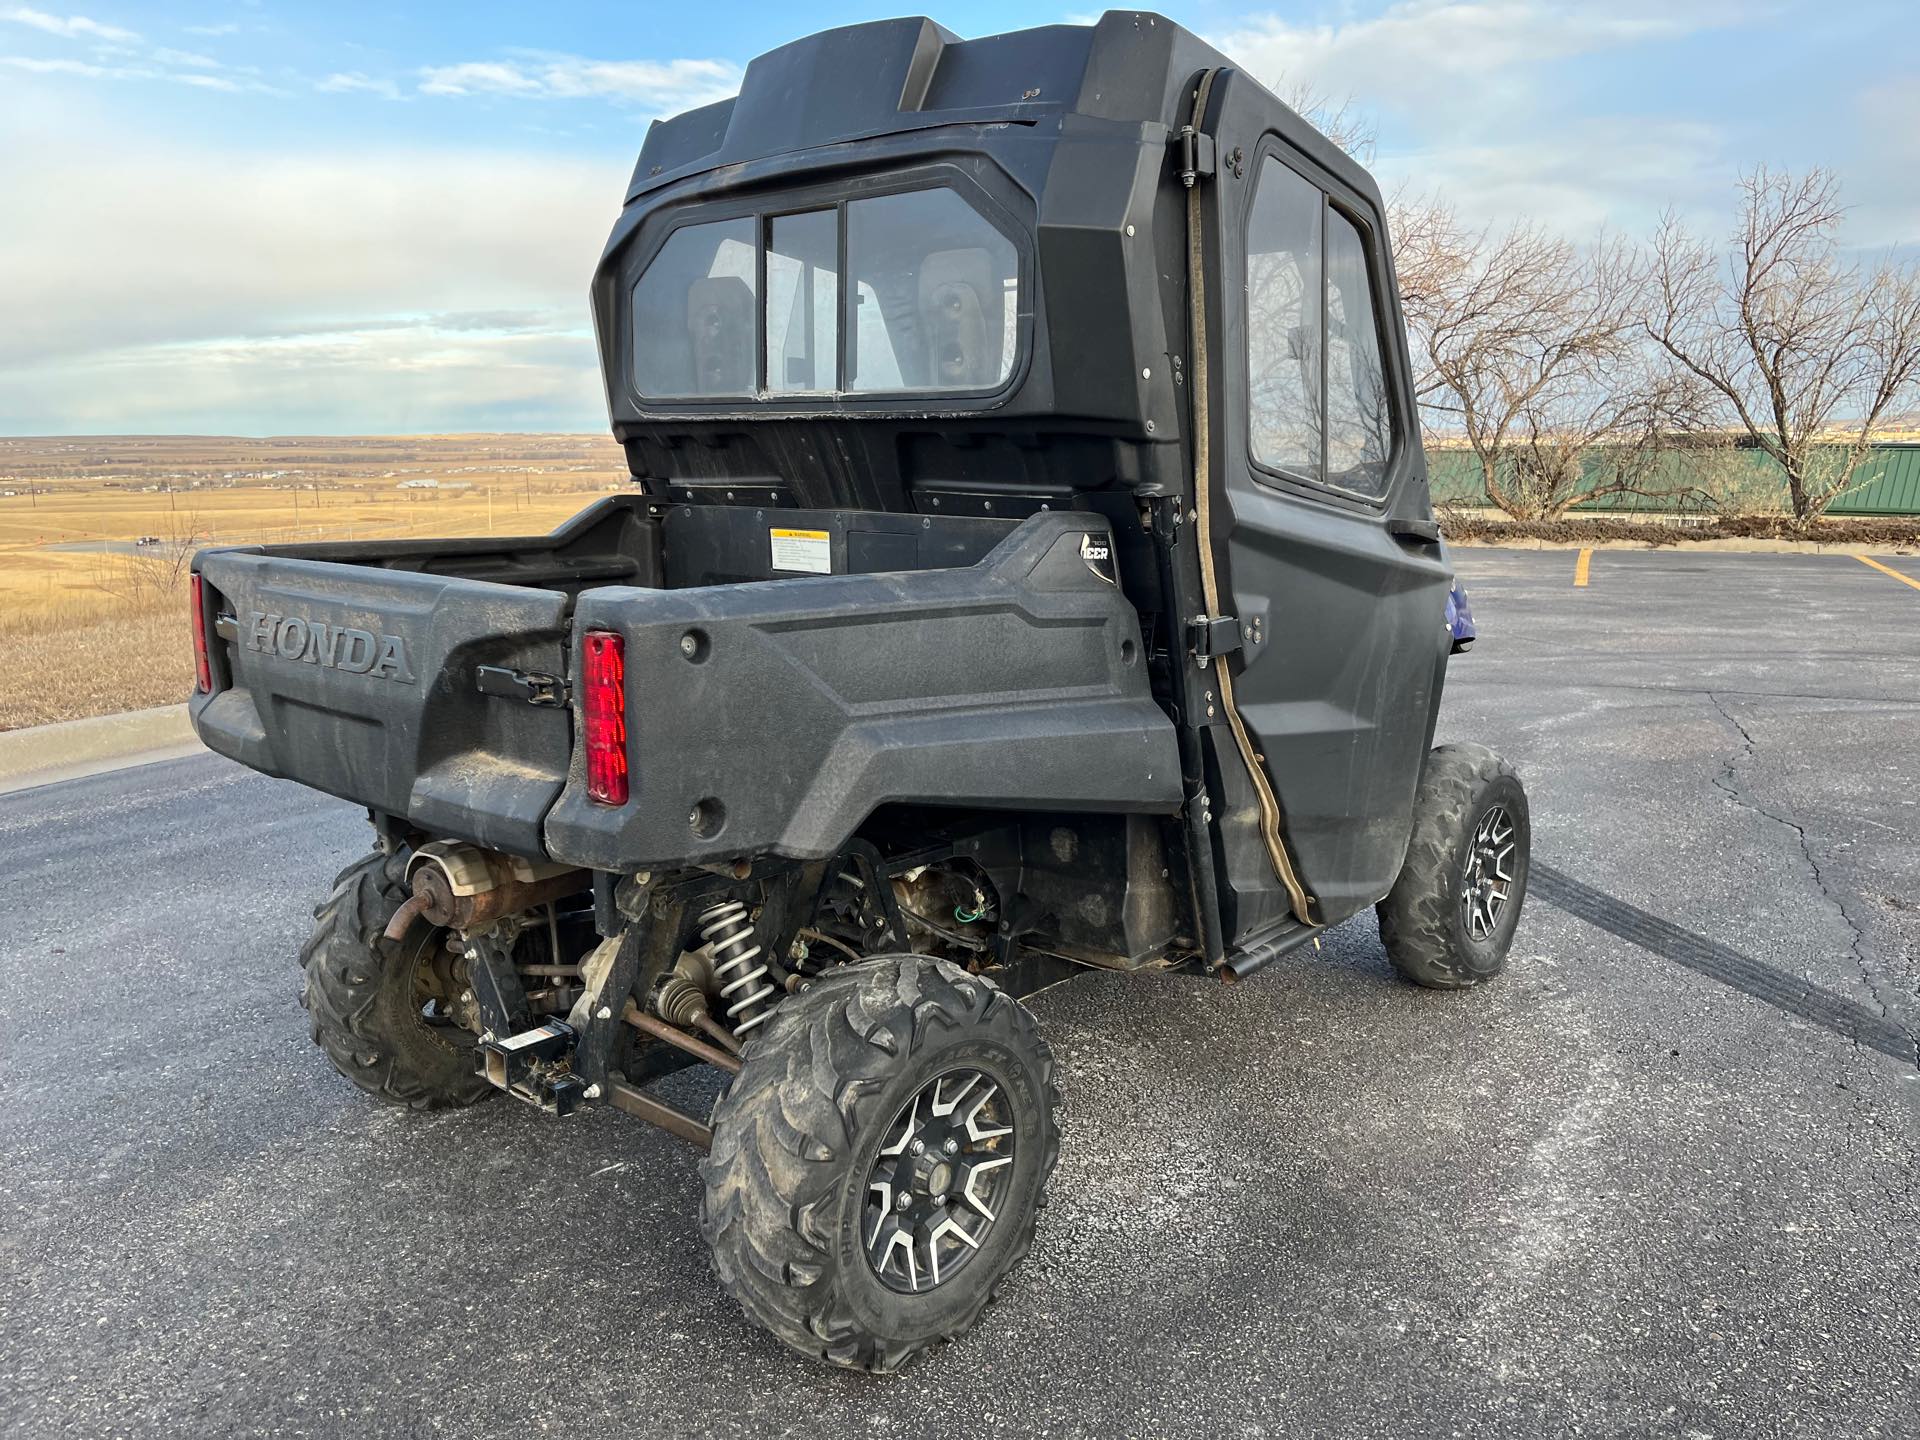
2 546 1916 1438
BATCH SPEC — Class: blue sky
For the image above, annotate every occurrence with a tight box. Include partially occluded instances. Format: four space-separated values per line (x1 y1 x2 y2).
1 0 1914 434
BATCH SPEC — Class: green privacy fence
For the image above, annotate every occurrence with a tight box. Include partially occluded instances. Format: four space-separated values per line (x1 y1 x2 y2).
1427 443 1920 516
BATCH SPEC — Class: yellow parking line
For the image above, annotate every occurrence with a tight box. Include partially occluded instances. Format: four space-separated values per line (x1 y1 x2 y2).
1857 554 1920 593
1574 548 1592 587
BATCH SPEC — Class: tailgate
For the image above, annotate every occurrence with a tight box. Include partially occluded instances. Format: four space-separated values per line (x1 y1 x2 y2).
191 551 572 857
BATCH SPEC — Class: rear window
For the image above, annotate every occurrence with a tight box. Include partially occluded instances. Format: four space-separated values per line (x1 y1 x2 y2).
632 219 757 399
847 189 1016 393
630 187 1020 401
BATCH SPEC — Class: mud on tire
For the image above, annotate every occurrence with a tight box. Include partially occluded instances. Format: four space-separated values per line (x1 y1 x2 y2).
299 849 494 1110
1377 743 1530 989
699 955 1061 1372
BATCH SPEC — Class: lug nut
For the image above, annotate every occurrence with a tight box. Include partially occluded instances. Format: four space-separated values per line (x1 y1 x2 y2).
895 1192 912 1212
942 1138 959 1156
909 1138 926 1156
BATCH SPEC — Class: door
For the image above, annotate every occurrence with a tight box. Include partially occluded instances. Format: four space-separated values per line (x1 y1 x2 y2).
1195 70 1452 932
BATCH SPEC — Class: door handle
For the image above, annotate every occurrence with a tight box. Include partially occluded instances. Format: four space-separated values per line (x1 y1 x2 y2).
1388 518 1442 547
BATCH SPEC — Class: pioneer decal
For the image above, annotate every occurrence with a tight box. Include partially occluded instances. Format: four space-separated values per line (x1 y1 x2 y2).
1079 532 1117 585
244 611 417 684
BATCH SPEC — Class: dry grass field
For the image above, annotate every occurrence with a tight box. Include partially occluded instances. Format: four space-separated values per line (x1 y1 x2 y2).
0 434 626 730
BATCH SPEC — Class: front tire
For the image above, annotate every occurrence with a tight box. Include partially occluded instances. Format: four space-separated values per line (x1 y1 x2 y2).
1377 743 1530 989
298 849 494 1110
700 956 1060 1372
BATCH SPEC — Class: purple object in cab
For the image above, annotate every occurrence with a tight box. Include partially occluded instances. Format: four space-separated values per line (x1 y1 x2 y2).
1446 581 1476 652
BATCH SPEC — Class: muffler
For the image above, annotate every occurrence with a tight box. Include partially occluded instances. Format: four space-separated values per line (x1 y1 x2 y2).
383 841 588 940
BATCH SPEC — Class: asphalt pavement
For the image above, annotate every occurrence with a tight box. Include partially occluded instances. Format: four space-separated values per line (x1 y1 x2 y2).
2 546 1916 1439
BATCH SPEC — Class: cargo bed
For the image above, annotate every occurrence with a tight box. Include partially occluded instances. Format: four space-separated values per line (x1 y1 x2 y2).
190 499 1181 866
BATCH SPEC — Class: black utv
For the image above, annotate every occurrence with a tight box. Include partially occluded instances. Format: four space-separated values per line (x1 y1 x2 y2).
188 11 1529 1371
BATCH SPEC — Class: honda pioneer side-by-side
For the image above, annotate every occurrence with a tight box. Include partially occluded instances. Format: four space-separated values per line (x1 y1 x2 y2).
188 11 1528 1371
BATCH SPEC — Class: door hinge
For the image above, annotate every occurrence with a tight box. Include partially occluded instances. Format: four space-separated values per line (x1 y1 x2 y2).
1188 614 1242 667
1176 125 1216 187
476 665 570 708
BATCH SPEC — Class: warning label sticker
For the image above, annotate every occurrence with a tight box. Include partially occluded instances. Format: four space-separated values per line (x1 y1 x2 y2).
769 527 832 575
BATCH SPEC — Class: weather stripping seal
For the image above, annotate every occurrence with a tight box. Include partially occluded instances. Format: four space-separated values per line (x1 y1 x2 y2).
1183 67 1315 927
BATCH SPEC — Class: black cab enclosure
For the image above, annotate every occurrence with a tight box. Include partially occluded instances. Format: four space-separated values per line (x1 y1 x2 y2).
193 10 1447 969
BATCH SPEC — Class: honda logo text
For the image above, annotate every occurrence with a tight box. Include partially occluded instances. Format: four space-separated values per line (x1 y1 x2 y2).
244 611 416 684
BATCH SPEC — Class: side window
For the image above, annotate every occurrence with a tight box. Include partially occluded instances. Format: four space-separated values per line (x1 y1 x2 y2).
632 219 757 398
1245 155 1398 499
1246 158 1323 481
847 189 1018 393
1325 209 1392 496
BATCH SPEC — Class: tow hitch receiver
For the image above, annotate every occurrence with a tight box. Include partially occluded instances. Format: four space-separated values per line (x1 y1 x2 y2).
478 1020 586 1115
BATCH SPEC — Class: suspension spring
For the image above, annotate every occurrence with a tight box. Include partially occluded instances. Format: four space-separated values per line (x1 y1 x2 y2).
699 899 777 1037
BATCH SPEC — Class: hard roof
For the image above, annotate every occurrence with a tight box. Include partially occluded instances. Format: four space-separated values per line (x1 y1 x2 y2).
625 10 1337 203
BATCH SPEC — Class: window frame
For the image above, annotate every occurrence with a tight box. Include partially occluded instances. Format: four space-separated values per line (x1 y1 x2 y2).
1242 144 1404 509
621 165 1032 412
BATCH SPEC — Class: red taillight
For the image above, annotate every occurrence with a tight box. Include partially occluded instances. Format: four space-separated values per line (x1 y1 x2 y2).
581 630 629 806
190 573 213 693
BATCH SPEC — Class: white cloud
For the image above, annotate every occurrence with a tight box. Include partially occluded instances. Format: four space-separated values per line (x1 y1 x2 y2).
184 22 239 36
418 53 738 112
0 122 621 431
2 53 104 75
0 325 606 434
1 50 279 92
151 47 217 68
1211 0 1745 235
1 5 137 43
418 60 539 96
318 70 400 100
1213 0 1718 109
1379 118 1730 234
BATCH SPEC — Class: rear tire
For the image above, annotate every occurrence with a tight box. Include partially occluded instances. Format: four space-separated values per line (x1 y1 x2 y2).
1377 743 1530 989
699 956 1060 1372
299 849 494 1110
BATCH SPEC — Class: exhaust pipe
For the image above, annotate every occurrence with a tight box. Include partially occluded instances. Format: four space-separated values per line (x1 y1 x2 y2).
384 841 588 940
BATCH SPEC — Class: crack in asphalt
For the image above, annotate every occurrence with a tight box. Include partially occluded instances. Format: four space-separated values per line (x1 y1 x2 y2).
1704 690 1894 1024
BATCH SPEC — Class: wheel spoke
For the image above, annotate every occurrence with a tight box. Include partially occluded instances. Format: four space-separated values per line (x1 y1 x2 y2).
877 1095 918 1158
964 1083 1012 1143
928 1072 978 1118
872 1213 914 1286
961 1154 1011 1221
929 1214 981 1253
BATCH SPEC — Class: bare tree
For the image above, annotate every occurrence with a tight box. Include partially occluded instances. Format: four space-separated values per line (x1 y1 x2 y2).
1276 77 1376 164
1645 166 1920 523
1395 206 1661 518
1506 362 1725 519
90 510 204 606
1387 193 1480 411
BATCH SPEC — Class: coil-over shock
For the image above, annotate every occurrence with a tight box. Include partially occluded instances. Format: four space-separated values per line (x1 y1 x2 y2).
698 898 777 1037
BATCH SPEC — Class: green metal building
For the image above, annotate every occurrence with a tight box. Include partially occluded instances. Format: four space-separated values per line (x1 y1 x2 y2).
1428 443 1920 516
